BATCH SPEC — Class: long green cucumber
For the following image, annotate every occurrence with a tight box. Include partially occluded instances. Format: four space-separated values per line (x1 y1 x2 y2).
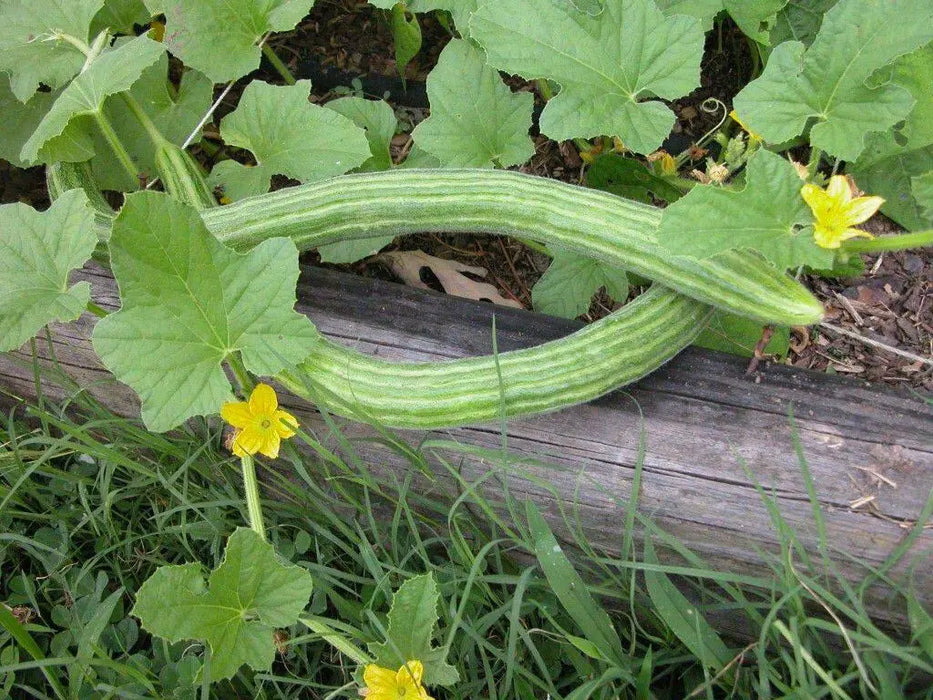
45 161 115 235
202 169 824 326
153 142 216 210
277 285 711 428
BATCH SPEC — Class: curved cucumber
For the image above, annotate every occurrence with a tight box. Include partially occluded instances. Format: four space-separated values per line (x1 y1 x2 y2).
154 142 216 210
202 169 824 326
45 161 115 234
277 285 712 429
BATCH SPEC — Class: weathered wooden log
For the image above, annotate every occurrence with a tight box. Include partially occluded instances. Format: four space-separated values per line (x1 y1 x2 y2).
1 262 930 638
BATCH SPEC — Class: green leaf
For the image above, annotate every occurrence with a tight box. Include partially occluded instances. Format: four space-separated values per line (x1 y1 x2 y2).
586 153 684 203
209 80 371 201
849 44 933 231
656 149 835 270
392 3 422 77
733 0 933 161
317 236 395 264
399 144 441 169
769 0 836 46
374 1 479 38
913 171 933 222
89 52 213 191
658 0 787 44
412 38 534 168
325 96 398 172
20 35 165 165
91 0 150 36
369 573 459 687
526 501 626 668
132 528 313 682
694 312 789 358
0 190 97 352
643 537 731 670
142 0 312 83
470 0 704 154
426 1 478 36
531 250 628 319
0 75 58 168
0 0 104 102
92 191 318 432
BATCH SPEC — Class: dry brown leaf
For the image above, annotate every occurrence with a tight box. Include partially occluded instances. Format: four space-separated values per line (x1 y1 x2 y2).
379 250 523 308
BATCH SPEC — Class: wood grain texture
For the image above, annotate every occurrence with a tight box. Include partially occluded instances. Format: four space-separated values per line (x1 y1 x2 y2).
1 262 930 635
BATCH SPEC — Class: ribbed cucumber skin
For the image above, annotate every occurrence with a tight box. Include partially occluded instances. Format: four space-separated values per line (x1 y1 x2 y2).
45 161 115 233
276 286 711 429
154 143 216 210
203 169 824 326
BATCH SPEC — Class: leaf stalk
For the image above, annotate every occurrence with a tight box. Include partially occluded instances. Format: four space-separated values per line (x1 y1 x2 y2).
841 229 933 254
92 111 139 185
240 454 267 541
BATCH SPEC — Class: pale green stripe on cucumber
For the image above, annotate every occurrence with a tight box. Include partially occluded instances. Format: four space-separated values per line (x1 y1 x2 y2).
203 168 824 326
277 285 712 429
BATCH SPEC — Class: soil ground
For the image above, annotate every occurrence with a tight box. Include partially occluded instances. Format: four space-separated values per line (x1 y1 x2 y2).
2 1 930 391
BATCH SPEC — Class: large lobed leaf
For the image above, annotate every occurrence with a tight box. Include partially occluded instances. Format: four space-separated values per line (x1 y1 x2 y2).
470 0 704 154
733 0 933 161
532 249 628 319
20 35 165 165
132 528 313 681
209 80 370 201
849 43 933 231
369 573 459 687
656 149 835 271
768 0 837 46
90 52 213 191
0 190 98 352
0 76 59 168
657 0 788 44
0 0 104 102
144 0 314 83
92 191 318 432
412 38 534 168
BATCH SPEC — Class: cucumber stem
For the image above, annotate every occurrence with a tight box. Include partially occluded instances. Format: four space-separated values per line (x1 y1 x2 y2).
240 454 267 541
85 302 108 318
261 42 297 85
92 111 139 185
841 229 933 254
121 92 170 151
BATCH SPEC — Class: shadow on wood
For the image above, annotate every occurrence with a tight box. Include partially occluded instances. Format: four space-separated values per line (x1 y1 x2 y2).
1 262 930 638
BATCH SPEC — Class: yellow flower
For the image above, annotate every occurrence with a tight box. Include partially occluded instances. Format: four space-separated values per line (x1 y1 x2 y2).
221 383 297 459
362 660 434 700
647 150 677 176
800 176 884 249
729 110 762 142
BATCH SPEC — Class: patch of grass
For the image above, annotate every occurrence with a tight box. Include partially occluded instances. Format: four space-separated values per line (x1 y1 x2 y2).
1 380 931 698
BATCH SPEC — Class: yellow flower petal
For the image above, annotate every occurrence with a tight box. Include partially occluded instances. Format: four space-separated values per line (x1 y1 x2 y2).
812 222 842 249
258 430 281 459
363 664 397 698
249 383 278 415
220 400 253 429
802 177 884 250
840 227 874 242
841 195 885 228
233 426 265 456
824 175 851 202
800 183 832 217
273 409 298 438
396 660 425 686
